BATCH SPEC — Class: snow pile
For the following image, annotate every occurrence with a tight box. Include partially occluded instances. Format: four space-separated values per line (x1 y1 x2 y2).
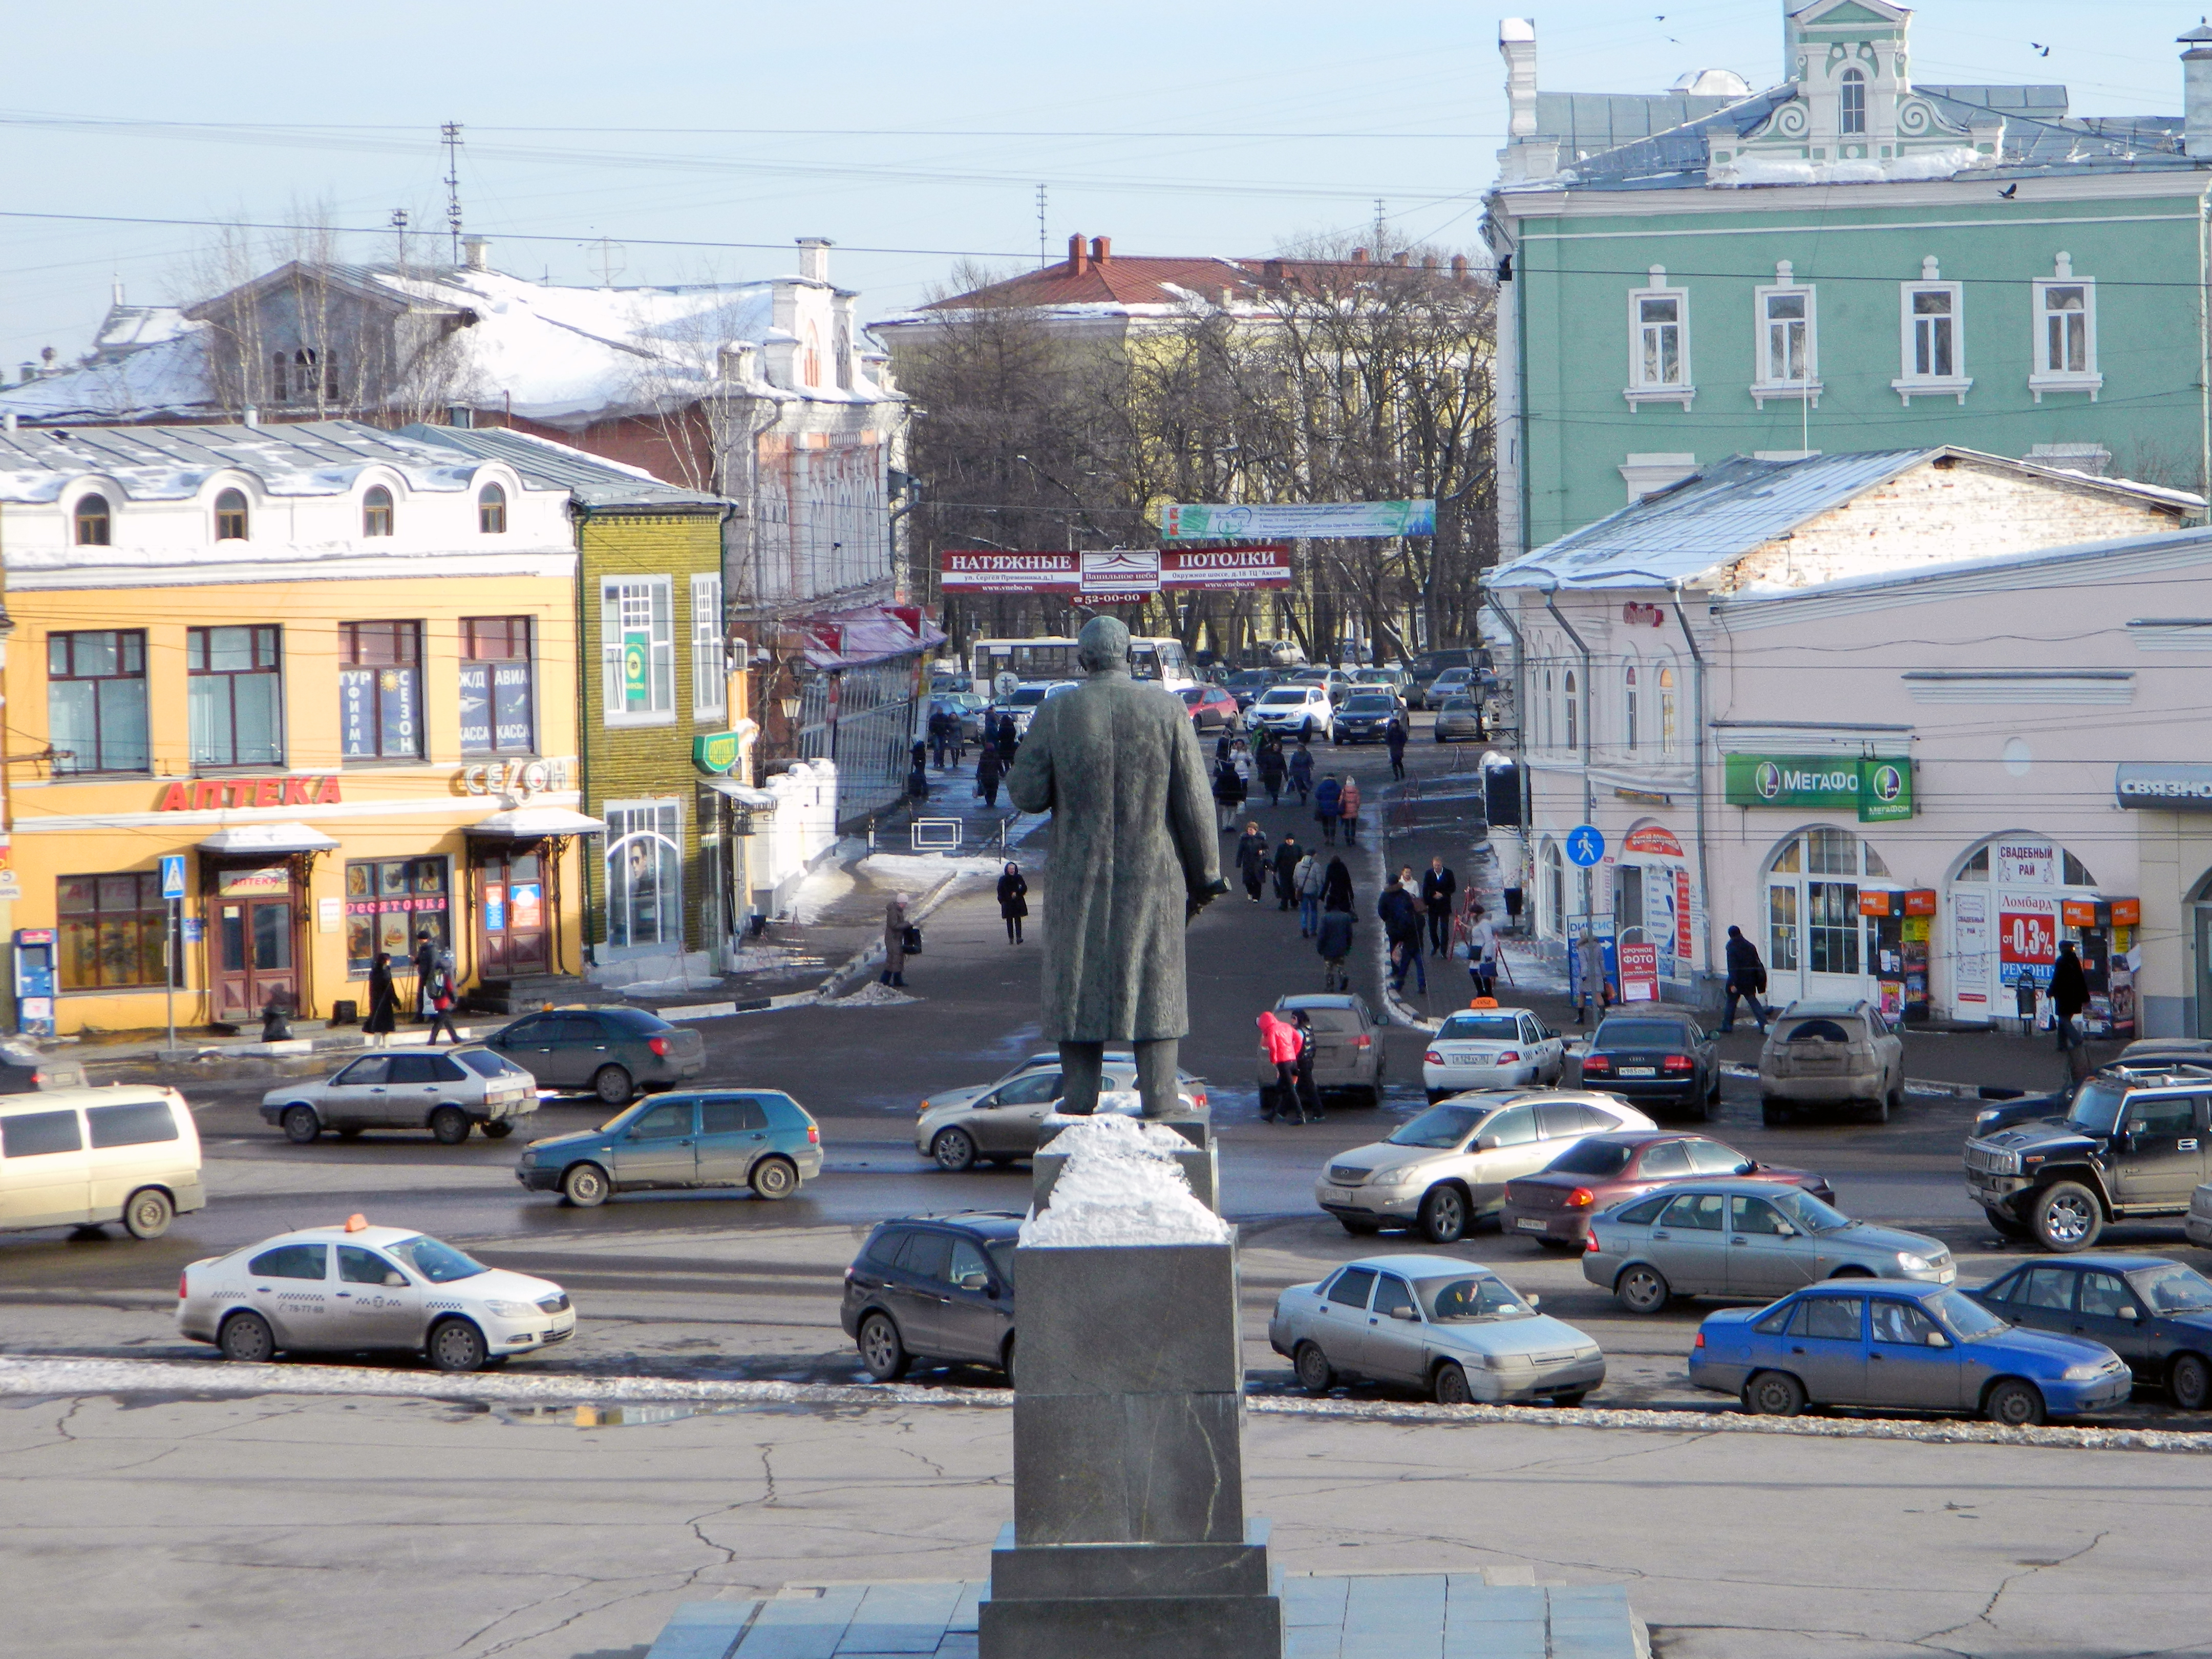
1713 145 1983 188
827 981 918 1008
864 852 1018 885
1020 1113 1230 1248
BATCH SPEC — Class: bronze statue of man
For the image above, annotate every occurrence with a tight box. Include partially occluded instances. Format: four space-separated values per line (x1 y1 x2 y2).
1006 615 1226 1116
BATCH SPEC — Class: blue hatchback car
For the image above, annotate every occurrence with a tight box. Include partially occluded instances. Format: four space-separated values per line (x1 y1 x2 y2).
516 1090 822 1208
1689 1279 2132 1427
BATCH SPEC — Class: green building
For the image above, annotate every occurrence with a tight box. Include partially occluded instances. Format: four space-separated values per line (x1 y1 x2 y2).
1483 3 2212 555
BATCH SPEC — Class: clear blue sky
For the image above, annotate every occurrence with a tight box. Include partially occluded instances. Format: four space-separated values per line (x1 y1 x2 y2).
0 1 2194 369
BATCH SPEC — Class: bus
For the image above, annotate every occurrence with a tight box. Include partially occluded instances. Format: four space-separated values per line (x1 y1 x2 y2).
968 636 1195 695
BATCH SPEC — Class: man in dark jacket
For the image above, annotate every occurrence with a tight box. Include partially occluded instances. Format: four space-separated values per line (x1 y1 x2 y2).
1316 907 1355 992
1312 775 1342 845
1321 854 1354 914
2051 940 2091 1054
1420 856 1457 955
1385 716 1408 781
1378 872 1425 994
1720 924 1770 1033
1271 835 1302 911
995 714 1018 766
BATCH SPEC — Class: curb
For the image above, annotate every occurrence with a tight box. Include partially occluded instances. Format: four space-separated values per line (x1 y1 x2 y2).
816 825 1043 1004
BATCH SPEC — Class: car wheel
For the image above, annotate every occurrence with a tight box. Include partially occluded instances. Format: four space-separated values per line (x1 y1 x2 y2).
750 1155 800 1200
932 1128 978 1173
1743 1370 1806 1417
429 1106 470 1146
1293 1341 1335 1396
1337 1217 1381 1235
1001 1334 1017 1386
2170 1352 2212 1411
2030 1181 2102 1252
121 1187 173 1240
561 1162 610 1208
859 1311 909 1381
1615 1263 1670 1314
1983 1205 2031 1240
218 1310 276 1364
1302 719 1316 740
1983 1378 2046 1428
1426 1089 1446 1105
1433 1362 1474 1406
593 1065 634 1107
481 1119 515 1140
428 1317 489 1374
1547 1391 1589 1408
1418 1185 1468 1244
1759 1095 1788 1128
281 1104 321 1144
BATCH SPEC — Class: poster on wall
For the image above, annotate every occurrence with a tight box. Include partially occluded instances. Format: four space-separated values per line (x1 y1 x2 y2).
1619 943 1661 1003
1953 891 1989 1005
1646 876 1678 979
1995 839 2056 887
1998 895 2060 987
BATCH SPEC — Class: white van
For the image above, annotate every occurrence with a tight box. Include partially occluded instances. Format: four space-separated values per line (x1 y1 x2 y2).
0 1087 203 1239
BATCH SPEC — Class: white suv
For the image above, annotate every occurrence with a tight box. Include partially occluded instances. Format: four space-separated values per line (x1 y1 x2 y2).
1250 684 1333 740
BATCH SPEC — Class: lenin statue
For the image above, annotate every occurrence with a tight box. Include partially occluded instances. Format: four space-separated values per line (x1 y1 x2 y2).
1006 615 1226 1116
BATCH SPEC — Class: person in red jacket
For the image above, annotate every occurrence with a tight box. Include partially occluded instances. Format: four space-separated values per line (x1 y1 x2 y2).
1258 1009 1305 1123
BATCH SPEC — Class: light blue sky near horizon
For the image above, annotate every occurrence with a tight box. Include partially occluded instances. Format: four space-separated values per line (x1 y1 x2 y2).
0 1 2198 371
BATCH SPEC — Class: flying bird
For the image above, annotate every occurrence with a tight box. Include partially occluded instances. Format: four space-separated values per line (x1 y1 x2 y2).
2030 42 2051 56
1999 183 2019 198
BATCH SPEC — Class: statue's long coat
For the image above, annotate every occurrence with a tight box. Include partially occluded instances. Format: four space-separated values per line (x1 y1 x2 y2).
1006 667 1219 1041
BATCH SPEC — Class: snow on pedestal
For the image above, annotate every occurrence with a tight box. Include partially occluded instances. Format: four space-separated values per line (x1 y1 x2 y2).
1020 1112 1228 1248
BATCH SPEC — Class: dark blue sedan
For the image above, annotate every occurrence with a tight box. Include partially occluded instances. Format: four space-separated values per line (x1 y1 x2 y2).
515 1090 822 1208
1689 1279 2131 1426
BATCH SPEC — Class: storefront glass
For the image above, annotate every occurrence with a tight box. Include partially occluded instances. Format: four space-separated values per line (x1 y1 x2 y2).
1948 836 2113 1027
1765 826 1889 1004
57 873 166 990
344 857 450 976
604 801 682 951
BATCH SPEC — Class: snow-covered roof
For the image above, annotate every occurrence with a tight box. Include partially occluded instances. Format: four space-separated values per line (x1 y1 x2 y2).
399 423 728 511
0 329 211 423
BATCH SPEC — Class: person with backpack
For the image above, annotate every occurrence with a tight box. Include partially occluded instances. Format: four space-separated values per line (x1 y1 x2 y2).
1313 774 1342 845
1720 924 1770 1033
423 943 462 1044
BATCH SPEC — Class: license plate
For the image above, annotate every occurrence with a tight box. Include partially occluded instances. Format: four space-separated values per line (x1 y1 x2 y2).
1516 1218 1549 1232
1321 1186 1353 1203
1619 1067 1656 1078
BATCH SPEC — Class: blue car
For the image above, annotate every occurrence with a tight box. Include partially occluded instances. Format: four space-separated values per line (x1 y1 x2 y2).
1688 1279 2131 1427
516 1090 822 1208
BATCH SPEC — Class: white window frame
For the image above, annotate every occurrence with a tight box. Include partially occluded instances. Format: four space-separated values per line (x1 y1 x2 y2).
1563 668 1580 751
601 797 684 953
1750 265 1821 408
1622 660 1640 752
2030 256 2101 401
600 575 675 726
1839 68 1867 136
1892 267 1970 405
690 572 726 720
1624 267 1694 410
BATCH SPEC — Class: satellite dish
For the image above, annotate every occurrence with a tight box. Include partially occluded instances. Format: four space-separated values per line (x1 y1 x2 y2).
994 671 1020 699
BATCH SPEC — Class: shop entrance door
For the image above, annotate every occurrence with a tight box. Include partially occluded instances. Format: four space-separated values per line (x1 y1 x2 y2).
477 851 549 979
215 894 295 1022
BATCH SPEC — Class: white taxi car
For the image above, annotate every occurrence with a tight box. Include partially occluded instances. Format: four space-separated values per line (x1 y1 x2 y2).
1421 1005 1567 1102
177 1217 574 1372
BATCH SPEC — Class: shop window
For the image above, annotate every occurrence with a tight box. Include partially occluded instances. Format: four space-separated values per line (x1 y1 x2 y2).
363 485 394 538
601 577 674 723
48 630 150 774
691 573 726 719
1622 663 1639 751
57 872 167 990
1806 882 1862 975
187 625 283 768
477 482 507 535
344 858 450 977
1657 664 1678 758
74 494 111 547
459 617 534 756
339 621 423 761
604 800 682 950
215 488 249 542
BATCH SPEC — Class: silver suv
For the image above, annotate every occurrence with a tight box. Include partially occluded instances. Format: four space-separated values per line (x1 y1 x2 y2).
1757 1000 1905 1125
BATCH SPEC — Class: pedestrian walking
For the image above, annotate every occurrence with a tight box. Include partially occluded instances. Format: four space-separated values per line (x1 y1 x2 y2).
413 928 439 1022
1575 926 1611 1026
1258 740 1286 808
1272 835 1302 911
1213 753 1247 833
1322 852 1354 914
881 895 912 988
1258 1008 1302 1122
1216 731 1233 768
363 952 398 1046
1316 907 1355 993
995 714 1018 767
423 945 462 1044
2051 939 2091 1054
906 749 931 804
1385 716 1408 781
1338 775 1362 845
1420 856 1457 955
1719 924 1770 1033
1236 822 1271 903
997 863 1029 944
1464 903 1499 998
1313 774 1342 845
1230 738 1255 799
1379 869 1426 995
975 743 1003 808
1291 1009 1323 1120
1288 741 1314 804
1295 847 1324 936
929 706 953 770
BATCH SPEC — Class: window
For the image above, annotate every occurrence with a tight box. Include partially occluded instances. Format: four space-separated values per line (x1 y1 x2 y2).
87 1100 179 1148
247 1243 327 1280
1807 880 1861 975
1798 1296 1862 1341
2064 849 2097 887
604 799 683 950
2078 1272 2136 1321
1752 266 1819 405
2031 256 2101 399
48 630 148 774
601 577 675 721
1657 664 1678 758
1373 1275 1417 1320
215 488 249 541
338 1246 400 1285
1543 839 1566 938
1614 1193 1672 1226
1637 1140 1692 1178
339 622 423 760
1768 883 1800 973
187 625 283 767
701 1097 769 1135
1839 68 1866 134
74 494 111 546
1537 1102 1606 1137
477 482 507 534
1870 1300 1942 1348
2019 1266 2075 1311
58 871 168 990
2126 1096 2196 1137
691 573 727 719
1685 1140 1745 1175
1541 668 1555 749
1623 664 1639 751
1563 670 1579 750
1327 1267 1378 1309
343 857 449 977
896 1231 951 1281
1480 1105 1538 1146
1894 261 1970 403
1625 267 1692 407
273 347 336 405
459 617 534 756
630 1101 695 1140
1731 1195 1790 1236
1660 1192 1725 1231
2 1110 81 1158
362 485 394 537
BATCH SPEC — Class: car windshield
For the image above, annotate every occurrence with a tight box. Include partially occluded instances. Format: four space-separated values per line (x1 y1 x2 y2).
1009 687 1050 708
1258 688 1308 706
1344 695 1394 713
1388 1102 1490 1148
1769 1188 1852 1233
1438 1015 1521 1041
1438 698 1476 713
1177 688 1205 705
1544 1140 1634 1177
1926 1289 2009 1340
2064 1081 2126 1137
2130 1262 2212 1312
386 1235 488 1283
457 1050 528 1079
1228 672 1271 689
1595 1020 1689 1048
1418 1274 1533 1321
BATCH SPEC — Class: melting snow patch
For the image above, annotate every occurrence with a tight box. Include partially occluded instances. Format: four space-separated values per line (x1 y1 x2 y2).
826 981 919 1008
1020 1112 1230 1248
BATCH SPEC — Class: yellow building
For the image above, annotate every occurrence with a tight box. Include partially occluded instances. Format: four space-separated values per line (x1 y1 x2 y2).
0 421 591 1035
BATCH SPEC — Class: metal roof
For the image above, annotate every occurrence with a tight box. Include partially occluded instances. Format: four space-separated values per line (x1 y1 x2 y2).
0 419 504 504
398 424 728 511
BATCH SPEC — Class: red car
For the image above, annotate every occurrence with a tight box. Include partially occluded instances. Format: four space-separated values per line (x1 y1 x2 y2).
1501 1131 1833 1248
1179 684 1242 733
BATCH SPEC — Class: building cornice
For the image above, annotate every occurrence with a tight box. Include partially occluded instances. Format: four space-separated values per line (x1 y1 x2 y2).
1492 168 2210 226
2 552 579 591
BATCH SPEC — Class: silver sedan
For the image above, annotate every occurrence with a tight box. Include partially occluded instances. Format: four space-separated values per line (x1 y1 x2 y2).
1432 695 1484 742
1269 1253 1606 1406
260 1046 538 1145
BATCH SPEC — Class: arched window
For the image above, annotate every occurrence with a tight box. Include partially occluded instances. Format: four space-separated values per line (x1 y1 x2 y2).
1543 839 1567 939
74 493 111 546
1840 68 1867 134
363 485 394 537
477 482 507 535
1542 668 1555 750
1657 664 1678 758
214 488 249 542
1563 670 1579 751
1623 663 1639 751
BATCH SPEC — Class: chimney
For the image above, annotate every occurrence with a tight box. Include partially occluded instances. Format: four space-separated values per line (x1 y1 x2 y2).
1090 236 1111 265
2183 22 2212 156
1351 248 1369 264
1067 232 1089 275
1497 19 1561 182
1391 251 1410 266
112 281 125 306
461 235 492 270
1451 253 1470 281
797 237 832 282
244 405 260 428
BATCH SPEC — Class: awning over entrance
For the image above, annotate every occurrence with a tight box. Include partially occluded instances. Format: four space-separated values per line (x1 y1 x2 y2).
702 778 779 810
198 822 343 855
467 806 608 840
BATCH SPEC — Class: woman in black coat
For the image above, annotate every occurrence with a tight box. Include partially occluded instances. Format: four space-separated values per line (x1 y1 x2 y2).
1213 755 1246 832
363 951 398 1044
976 744 1004 808
1235 822 1270 903
997 862 1029 944
1321 855 1355 914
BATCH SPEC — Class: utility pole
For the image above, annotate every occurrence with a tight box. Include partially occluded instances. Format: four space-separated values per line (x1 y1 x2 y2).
1036 184 1048 268
441 122 464 266
389 208 409 268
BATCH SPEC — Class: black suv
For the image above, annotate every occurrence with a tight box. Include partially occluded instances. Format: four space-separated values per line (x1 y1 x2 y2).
842 1211 1020 1382
1964 1064 2212 1252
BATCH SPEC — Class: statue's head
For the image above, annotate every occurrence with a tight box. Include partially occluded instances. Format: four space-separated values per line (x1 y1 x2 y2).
1076 614 1131 673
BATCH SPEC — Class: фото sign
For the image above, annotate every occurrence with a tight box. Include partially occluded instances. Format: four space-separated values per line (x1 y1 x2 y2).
1157 500 1435 540
1618 942 1660 1003
1722 753 1913 822
2115 762 2212 810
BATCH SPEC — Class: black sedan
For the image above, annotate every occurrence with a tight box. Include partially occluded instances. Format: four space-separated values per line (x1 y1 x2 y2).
1970 1254 2212 1409
1331 692 1404 744
1576 1013 1721 1118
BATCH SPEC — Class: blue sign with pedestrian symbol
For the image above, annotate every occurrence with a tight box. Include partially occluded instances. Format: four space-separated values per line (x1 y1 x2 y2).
1565 825 1605 867
159 855 187 900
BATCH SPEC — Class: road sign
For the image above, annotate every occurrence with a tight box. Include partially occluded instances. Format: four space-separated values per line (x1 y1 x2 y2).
159 854 187 900
993 671 1020 699
1565 825 1606 867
